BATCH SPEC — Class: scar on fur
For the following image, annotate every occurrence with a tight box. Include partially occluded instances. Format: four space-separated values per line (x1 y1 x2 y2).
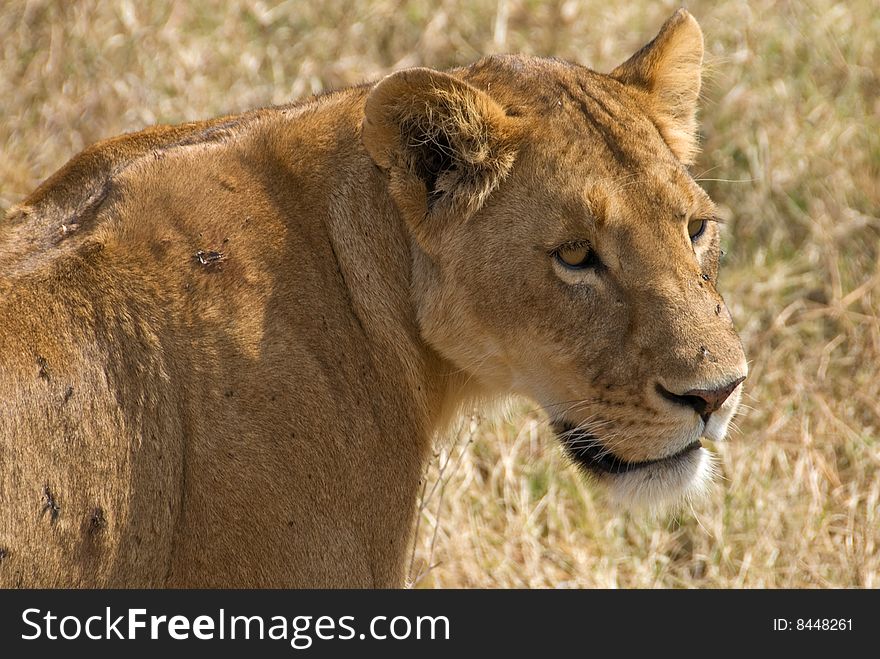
0 547 8 564
195 249 226 267
62 385 74 405
699 346 718 363
60 222 80 237
41 485 60 523
36 355 50 381
88 507 106 534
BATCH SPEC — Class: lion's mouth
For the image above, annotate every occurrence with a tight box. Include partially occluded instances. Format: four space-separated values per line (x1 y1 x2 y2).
554 422 702 475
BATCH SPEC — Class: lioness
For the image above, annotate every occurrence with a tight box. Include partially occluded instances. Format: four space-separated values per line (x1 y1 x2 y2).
0 10 746 587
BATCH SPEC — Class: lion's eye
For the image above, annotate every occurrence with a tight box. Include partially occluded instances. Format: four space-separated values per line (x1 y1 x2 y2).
555 243 596 269
688 218 707 241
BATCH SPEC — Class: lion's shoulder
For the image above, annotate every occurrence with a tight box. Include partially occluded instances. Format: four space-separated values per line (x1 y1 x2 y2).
3 117 248 253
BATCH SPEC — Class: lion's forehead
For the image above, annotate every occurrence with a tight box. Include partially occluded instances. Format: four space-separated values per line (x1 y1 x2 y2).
502 144 711 237
464 55 666 153
596 170 715 225
463 57 704 218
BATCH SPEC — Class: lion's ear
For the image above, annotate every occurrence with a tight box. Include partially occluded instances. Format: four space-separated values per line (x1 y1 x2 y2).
611 9 704 165
362 68 518 245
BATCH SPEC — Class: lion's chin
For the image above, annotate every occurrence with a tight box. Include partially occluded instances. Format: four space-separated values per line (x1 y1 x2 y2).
553 422 717 516
597 447 717 517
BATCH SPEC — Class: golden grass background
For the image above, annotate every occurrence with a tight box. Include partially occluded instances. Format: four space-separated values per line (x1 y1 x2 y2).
1 0 878 587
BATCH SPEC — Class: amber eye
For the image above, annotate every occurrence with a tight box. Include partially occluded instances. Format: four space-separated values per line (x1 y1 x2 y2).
555 243 596 269
688 218 707 241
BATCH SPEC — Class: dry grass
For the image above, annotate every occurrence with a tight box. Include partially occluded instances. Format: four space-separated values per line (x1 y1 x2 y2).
2 0 878 588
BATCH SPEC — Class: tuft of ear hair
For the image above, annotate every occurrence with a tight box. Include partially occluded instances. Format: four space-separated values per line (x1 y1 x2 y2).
362 68 518 247
611 9 704 165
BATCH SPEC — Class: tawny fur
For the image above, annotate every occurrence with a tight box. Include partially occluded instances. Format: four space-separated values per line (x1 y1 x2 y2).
0 11 745 587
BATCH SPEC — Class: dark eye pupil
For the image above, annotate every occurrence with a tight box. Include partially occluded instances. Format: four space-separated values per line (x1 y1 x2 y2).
688 219 706 240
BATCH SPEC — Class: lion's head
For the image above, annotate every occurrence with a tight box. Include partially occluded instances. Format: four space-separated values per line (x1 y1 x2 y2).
363 10 747 512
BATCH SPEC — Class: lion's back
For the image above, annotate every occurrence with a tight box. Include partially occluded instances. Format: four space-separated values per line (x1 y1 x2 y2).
0 117 253 586
0 245 185 587
0 90 419 587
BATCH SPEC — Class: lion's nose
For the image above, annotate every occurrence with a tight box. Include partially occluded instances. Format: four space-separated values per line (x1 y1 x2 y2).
656 376 745 423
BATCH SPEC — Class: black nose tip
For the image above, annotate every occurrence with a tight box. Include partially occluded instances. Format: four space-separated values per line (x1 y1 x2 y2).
656 376 745 423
